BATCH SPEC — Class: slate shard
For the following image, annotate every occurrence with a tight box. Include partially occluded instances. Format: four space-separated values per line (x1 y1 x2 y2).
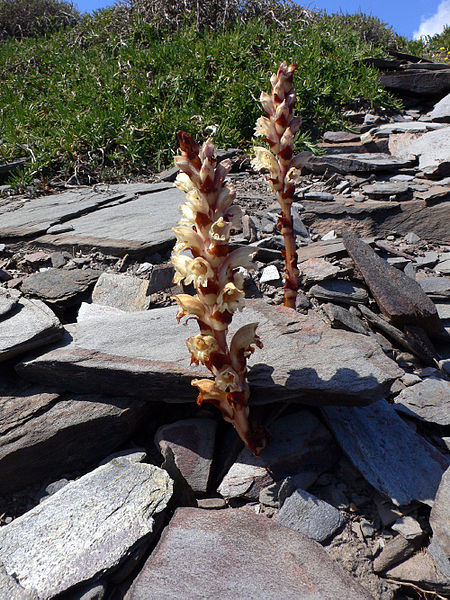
342 229 442 333
323 400 449 507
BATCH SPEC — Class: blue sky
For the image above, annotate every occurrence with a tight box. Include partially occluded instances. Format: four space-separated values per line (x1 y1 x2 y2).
74 1 450 39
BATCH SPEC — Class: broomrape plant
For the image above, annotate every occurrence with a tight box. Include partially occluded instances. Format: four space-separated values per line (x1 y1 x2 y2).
252 61 311 308
171 131 268 456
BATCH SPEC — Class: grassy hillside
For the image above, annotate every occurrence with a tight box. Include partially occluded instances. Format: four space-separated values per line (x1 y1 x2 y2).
0 1 446 187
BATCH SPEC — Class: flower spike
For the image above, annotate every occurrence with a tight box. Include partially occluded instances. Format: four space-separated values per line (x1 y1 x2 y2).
172 131 268 456
253 62 312 308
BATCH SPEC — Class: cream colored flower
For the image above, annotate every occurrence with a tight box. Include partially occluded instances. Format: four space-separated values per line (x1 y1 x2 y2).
218 247 255 286
254 116 271 138
230 323 263 372
191 378 233 418
251 146 280 177
186 334 219 364
178 201 196 227
172 226 203 255
184 256 214 288
209 216 232 242
171 253 192 285
215 366 240 392
174 171 195 193
216 282 245 313
260 91 274 115
185 189 210 214
172 294 205 322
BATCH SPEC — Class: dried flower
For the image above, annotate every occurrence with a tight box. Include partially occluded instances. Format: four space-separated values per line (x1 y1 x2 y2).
171 131 268 455
253 62 312 308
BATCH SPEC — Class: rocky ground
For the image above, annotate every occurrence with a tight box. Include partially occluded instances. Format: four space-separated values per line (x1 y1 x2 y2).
0 60 449 600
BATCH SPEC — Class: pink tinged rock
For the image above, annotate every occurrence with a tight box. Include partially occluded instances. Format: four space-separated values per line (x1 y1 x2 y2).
124 508 374 600
155 418 217 494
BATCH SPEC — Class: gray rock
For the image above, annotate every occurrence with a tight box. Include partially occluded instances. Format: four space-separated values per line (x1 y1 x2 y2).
21 268 101 305
368 122 446 137
415 251 439 267
50 252 67 268
298 258 340 285
362 181 410 199
322 399 449 506
426 92 450 123
260 265 281 285
380 70 450 95
306 153 415 175
393 127 450 178
72 582 106 600
92 272 150 311
0 297 63 361
404 231 420 244
309 279 368 305
436 302 450 320
34 186 184 257
0 184 167 239
276 488 345 542
391 516 423 540
436 259 450 274
321 230 337 241
147 264 175 293
98 449 147 467
429 466 450 579
418 276 450 298
124 508 374 600
155 418 217 494
291 203 309 238
0 376 148 494
218 411 338 500
18 299 402 406
0 287 20 317
0 564 38 600
304 192 335 201
322 303 369 335
0 461 172 599
323 131 361 143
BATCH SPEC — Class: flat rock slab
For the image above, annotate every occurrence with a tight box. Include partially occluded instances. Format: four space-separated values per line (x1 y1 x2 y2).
17 298 402 405
426 91 450 122
429 467 450 578
155 418 217 494
369 122 446 137
309 279 368 305
0 565 37 600
394 376 450 426
393 127 450 178
0 461 172 599
418 276 450 299
21 268 101 305
124 508 373 600
343 230 442 332
92 272 150 311
0 375 148 494
298 258 340 285
0 287 20 317
276 488 345 542
362 181 410 199
380 70 450 95
322 399 449 506
323 131 361 143
0 183 169 239
33 186 184 257
0 297 63 361
306 153 415 175
218 411 338 500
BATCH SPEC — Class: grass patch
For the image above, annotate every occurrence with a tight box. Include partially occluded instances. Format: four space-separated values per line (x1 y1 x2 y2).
0 8 406 186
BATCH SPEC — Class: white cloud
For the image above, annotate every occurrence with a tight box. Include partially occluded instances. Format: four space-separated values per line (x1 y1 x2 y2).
414 0 450 38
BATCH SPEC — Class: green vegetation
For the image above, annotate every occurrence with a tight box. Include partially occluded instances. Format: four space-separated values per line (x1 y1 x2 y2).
0 0 446 187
